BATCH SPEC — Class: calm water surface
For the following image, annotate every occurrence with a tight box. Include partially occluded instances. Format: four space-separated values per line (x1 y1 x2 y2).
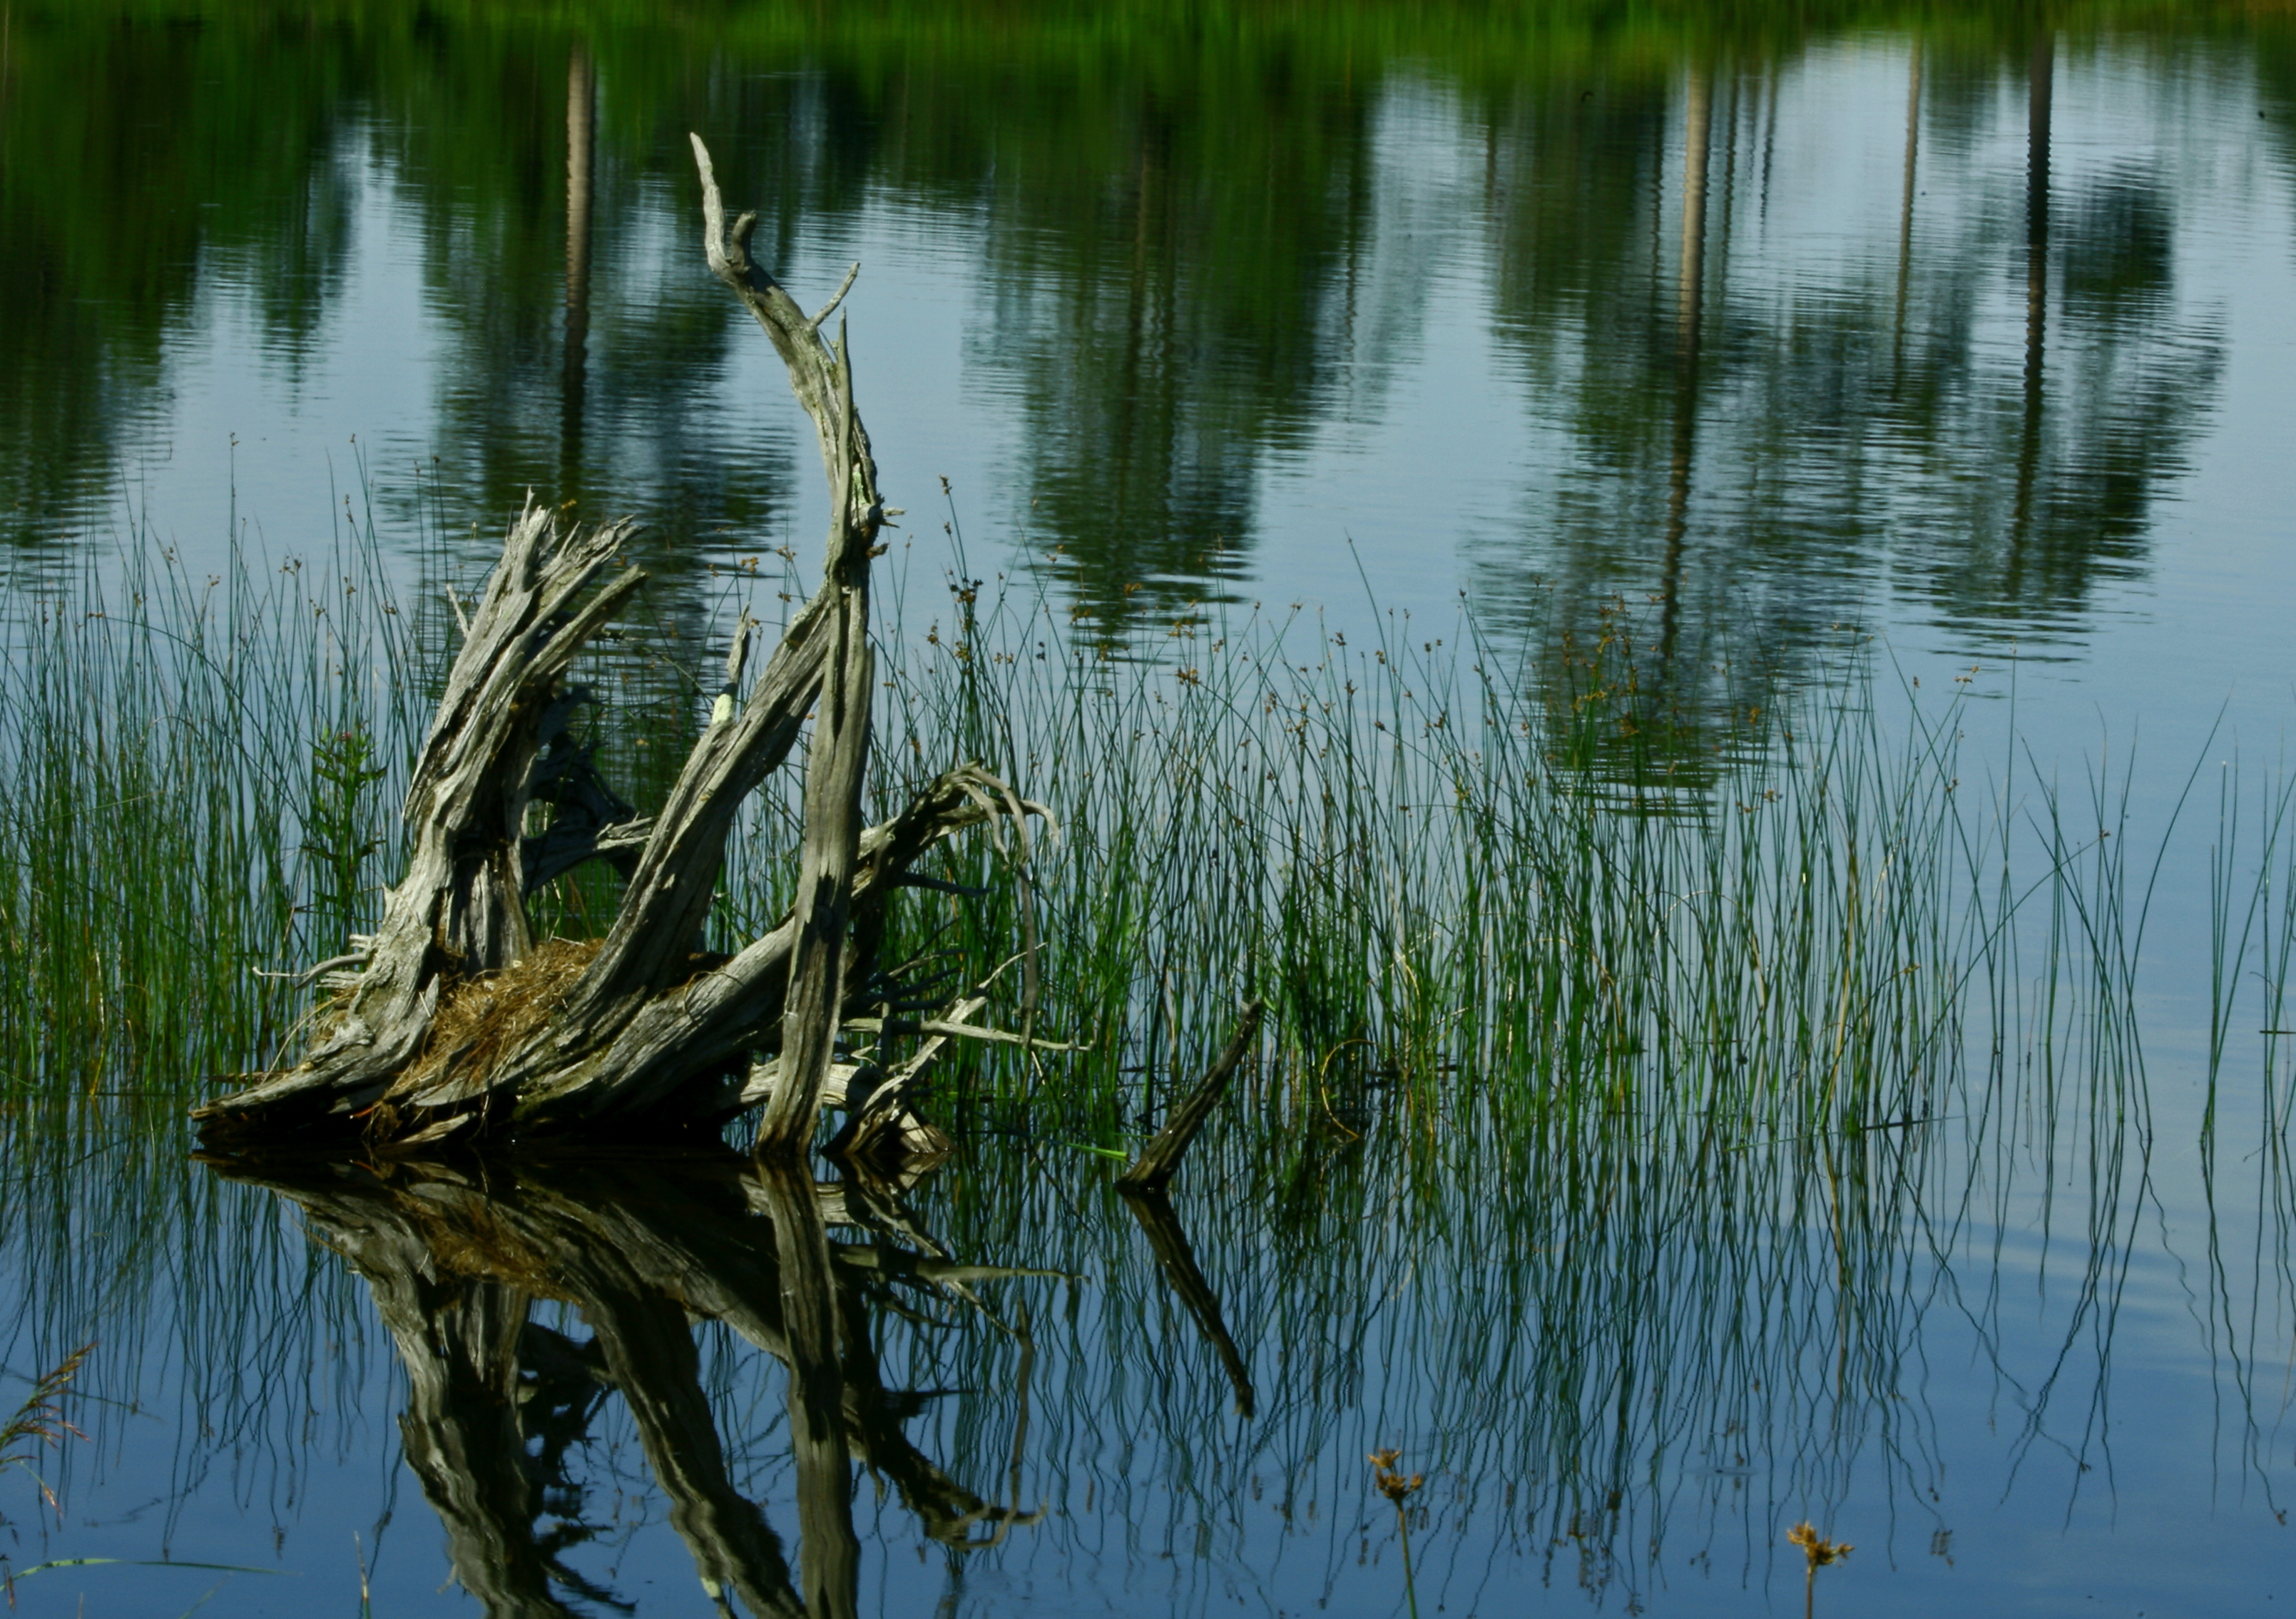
5 7 2296 1615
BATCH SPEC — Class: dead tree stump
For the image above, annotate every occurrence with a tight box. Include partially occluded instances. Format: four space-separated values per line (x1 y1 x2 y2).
195 137 1042 1155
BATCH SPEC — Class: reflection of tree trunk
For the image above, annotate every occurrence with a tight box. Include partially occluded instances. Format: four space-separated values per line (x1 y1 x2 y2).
562 44 594 499
2007 31 2052 596
1892 41 1923 383
204 1153 1044 1615
577 1274 807 1618
1675 70 1711 359
1121 1188 1255 1416
757 1164 862 1619
1658 66 1712 668
397 1282 573 1619
302 1201 574 1618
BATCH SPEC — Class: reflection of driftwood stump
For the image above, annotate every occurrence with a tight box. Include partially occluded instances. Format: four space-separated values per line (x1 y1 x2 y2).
204 1150 1051 1615
194 138 1040 1154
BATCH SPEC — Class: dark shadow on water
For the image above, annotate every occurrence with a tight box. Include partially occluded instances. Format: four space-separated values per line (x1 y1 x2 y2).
1119 1185 1255 1419
199 1148 1049 1618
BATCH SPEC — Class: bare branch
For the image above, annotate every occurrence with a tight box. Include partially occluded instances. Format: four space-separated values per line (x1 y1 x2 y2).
807 262 861 334
1117 1001 1265 1192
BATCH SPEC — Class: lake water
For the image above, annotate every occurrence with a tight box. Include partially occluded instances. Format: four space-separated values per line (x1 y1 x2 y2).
5 6 2296 1615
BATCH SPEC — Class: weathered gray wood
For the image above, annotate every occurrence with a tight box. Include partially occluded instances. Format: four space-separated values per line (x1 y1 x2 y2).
193 143 1040 1158
1116 1001 1265 1192
568 595 832 1017
831 993 984 1158
689 136 884 521
520 686 643 892
193 504 642 1132
481 763 1024 1133
760 332 875 1155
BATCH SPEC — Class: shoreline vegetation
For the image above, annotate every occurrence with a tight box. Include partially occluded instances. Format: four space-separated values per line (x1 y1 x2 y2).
4 389 2290 1157
6 0 2275 38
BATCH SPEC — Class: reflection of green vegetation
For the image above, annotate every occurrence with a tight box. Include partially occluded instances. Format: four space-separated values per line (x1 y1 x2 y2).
9 0 2269 41
0 0 2265 793
0 18 357 542
2 2 2271 614
1473 27 2226 747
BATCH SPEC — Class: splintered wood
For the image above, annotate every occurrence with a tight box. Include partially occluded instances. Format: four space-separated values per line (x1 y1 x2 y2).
194 138 1048 1157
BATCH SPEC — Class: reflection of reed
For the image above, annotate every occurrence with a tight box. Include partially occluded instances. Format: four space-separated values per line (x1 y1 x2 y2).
883 989 2158 1613
204 1151 1048 1617
2199 785 2296 1521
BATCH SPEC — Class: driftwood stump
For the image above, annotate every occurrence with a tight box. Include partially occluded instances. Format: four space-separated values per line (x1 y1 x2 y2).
195 137 1043 1155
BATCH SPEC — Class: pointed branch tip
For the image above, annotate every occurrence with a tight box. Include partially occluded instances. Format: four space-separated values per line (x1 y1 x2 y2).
808 262 862 334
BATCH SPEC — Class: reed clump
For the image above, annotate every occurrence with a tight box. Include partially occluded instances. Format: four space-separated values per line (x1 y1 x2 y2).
0 533 419 1108
4 514 2290 1168
852 556 2140 1156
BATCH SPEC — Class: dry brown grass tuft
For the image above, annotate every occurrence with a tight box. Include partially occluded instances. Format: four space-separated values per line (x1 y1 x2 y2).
389 937 604 1100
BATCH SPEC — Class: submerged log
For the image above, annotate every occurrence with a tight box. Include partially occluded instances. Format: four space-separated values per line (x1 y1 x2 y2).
195 137 1045 1153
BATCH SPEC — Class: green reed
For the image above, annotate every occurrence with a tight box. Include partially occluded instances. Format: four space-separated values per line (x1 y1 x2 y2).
0 514 2267 1164
846 556 2163 1165
0 525 425 1105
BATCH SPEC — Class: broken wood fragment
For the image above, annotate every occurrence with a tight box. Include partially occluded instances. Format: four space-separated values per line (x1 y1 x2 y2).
1116 1000 1265 1193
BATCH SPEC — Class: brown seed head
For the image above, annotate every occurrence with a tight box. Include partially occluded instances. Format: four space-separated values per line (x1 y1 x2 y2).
1378 1471 1426 1504
1368 1450 1424 1503
1787 1521 1853 1569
